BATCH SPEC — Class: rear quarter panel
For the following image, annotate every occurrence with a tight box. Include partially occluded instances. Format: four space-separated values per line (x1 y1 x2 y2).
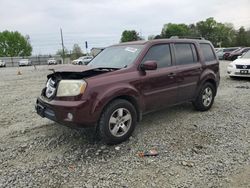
194 42 220 97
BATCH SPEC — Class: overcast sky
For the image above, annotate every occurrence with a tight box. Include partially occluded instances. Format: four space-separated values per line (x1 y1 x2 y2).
1 0 250 55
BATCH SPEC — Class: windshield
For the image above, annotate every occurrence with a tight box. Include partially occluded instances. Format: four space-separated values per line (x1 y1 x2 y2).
242 50 250 59
88 45 143 68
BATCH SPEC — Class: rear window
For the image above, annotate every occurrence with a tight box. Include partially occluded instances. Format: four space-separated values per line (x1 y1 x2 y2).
200 43 216 61
174 43 198 65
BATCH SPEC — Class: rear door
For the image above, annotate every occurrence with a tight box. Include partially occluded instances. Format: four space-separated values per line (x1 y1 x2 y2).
173 43 202 102
139 44 178 112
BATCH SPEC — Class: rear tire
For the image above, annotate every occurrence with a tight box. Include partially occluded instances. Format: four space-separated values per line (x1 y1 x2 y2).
98 99 137 145
230 56 236 61
193 82 215 111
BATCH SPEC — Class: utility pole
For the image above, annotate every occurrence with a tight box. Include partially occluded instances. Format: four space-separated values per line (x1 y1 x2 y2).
60 28 65 64
85 41 88 55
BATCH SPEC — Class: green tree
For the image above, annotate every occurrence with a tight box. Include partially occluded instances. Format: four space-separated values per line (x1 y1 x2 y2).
215 23 235 47
234 27 249 46
148 35 156 40
120 30 142 42
71 44 83 59
161 23 191 38
196 17 217 43
56 48 68 57
195 17 236 47
0 30 32 57
155 17 248 47
154 35 162 39
247 29 250 46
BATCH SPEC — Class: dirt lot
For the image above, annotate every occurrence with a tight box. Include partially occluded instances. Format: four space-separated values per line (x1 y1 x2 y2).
0 62 250 188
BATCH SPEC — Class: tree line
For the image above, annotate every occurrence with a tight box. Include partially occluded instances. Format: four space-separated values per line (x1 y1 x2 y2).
121 17 250 47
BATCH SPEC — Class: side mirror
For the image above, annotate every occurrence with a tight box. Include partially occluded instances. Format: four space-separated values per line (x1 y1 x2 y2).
140 60 157 71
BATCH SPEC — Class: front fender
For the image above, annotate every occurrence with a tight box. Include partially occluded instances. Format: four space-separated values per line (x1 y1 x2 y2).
90 84 141 118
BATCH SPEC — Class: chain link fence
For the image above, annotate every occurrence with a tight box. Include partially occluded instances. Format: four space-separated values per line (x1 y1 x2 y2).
0 55 71 67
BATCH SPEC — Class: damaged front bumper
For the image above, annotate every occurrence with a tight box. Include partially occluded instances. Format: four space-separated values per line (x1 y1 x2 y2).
35 96 97 128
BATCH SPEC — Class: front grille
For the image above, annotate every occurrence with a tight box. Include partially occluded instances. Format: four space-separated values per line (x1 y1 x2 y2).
236 65 250 69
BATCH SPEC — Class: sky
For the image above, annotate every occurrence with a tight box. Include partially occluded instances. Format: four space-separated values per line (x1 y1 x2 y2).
1 0 250 55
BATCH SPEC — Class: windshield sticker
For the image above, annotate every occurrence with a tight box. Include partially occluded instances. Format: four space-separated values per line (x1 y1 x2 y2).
125 47 138 53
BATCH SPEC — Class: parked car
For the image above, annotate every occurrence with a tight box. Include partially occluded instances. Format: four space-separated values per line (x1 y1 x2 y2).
216 48 225 60
220 47 241 60
226 47 250 61
47 58 57 65
215 48 223 52
19 59 31 66
72 56 93 65
36 38 220 144
0 60 6 67
227 50 250 78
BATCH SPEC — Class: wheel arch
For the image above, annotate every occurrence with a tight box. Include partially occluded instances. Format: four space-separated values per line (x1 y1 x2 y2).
108 95 141 122
205 78 217 95
92 92 142 123
195 72 218 99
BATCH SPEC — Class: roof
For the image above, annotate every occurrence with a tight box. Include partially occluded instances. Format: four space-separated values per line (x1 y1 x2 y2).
111 38 211 47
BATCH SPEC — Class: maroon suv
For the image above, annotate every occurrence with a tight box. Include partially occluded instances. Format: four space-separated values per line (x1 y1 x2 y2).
36 39 220 144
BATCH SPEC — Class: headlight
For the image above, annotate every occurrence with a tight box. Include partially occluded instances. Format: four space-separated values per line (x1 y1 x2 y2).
56 80 87 97
228 63 234 68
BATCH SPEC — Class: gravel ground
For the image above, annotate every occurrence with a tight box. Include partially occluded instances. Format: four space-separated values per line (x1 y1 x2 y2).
0 62 250 188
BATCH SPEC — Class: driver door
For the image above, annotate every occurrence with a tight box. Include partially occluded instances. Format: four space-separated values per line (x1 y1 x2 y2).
139 44 178 112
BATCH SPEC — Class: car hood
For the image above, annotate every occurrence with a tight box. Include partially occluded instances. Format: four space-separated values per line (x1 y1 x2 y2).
49 65 95 73
233 58 250 65
47 65 120 80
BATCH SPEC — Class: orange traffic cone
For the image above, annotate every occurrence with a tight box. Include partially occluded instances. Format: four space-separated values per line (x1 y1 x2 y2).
17 70 22 75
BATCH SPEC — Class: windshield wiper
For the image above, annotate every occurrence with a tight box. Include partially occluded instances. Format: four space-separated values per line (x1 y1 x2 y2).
94 67 120 71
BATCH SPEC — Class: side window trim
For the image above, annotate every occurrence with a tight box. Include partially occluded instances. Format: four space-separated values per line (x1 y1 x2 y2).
191 44 199 62
141 43 173 69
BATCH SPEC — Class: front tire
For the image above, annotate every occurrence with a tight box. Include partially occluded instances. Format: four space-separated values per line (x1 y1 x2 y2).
98 99 137 145
193 82 215 111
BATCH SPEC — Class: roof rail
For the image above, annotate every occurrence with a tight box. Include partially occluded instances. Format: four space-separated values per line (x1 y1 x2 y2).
170 36 205 40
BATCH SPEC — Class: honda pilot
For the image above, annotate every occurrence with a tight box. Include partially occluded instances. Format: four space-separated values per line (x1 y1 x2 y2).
36 38 220 144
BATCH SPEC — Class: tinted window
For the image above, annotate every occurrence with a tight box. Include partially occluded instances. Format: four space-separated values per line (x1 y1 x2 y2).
224 47 238 52
142 44 172 68
200 43 216 61
242 48 250 53
175 43 198 65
